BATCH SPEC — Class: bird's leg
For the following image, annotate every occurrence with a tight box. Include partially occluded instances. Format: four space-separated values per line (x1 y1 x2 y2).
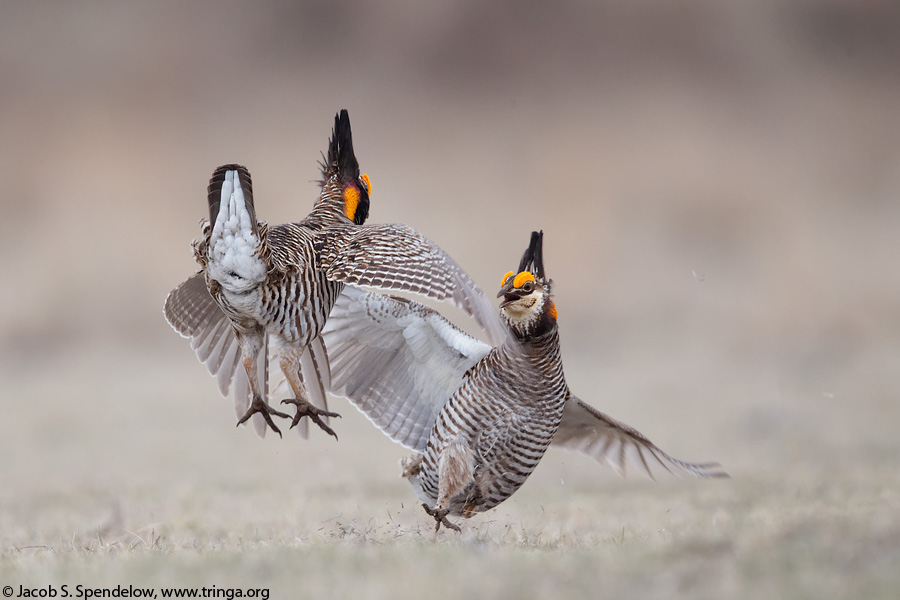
422 504 461 533
278 348 341 438
399 453 424 479
419 437 475 533
436 437 474 509
236 355 290 437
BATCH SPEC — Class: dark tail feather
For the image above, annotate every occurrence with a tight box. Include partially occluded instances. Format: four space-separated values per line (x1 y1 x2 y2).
207 164 256 235
324 109 360 182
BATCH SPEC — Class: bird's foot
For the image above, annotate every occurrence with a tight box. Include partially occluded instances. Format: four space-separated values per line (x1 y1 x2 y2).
280 398 341 439
422 504 461 533
236 395 290 438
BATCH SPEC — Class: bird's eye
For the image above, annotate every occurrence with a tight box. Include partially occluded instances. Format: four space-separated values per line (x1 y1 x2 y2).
522 281 534 293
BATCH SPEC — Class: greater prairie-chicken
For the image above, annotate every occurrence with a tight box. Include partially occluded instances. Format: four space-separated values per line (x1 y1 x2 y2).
322 231 727 530
164 110 505 438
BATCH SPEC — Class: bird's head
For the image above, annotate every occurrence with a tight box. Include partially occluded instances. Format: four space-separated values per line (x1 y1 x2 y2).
319 109 370 225
497 231 556 337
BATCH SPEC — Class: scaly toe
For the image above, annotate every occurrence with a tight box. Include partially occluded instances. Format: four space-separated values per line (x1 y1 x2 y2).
282 398 341 438
422 504 461 533
236 396 288 437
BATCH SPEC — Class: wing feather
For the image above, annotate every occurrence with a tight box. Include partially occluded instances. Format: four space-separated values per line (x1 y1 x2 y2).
294 336 332 439
310 335 331 390
322 286 492 452
320 224 507 346
165 273 241 397
164 272 270 437
553 394 728 479
165 272 220 337
215 337 240 397
203 320 233 375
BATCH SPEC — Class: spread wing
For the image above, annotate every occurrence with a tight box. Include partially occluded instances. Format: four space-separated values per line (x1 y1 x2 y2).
163 272 268 436
553 394 728 479
321 286 492 452
319 223 507 347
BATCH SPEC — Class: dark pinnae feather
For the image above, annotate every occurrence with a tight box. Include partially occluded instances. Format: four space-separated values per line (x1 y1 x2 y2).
516 233 536 274
517 230 544 277
323 109 359 182
207 164 255 235
532 230 545 279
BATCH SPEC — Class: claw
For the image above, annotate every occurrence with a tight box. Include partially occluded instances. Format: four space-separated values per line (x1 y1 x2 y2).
237 395 290 438
281 398 341 440
422 503 461 533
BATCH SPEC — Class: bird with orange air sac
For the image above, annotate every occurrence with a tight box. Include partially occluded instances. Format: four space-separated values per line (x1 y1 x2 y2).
164 110 506 440
322 231 727 531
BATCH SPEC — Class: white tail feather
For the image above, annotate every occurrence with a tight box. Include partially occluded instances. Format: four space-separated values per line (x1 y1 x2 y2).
207 169 266 294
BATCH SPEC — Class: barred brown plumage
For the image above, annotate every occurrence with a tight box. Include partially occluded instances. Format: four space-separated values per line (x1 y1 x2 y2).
165 165 341 439
321 231 728 531
164 109 504 439
318 223 506 346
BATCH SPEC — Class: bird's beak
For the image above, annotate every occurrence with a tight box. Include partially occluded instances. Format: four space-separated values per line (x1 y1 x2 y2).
497 288 524 308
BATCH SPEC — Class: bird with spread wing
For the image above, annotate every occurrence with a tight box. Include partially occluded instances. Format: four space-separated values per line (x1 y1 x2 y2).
321 231 727 531
164 110 505 438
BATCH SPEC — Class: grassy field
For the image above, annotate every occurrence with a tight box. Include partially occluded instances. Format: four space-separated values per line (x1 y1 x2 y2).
1 343 897 599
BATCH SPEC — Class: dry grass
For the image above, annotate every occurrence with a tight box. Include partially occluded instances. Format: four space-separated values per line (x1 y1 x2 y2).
1 349 898 599
3 477 898 600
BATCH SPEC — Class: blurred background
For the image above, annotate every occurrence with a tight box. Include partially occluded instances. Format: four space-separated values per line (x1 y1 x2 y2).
1 0 898 566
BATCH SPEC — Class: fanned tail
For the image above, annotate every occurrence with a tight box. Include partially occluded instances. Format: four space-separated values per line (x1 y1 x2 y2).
205 165 267 293
208 164 257 235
